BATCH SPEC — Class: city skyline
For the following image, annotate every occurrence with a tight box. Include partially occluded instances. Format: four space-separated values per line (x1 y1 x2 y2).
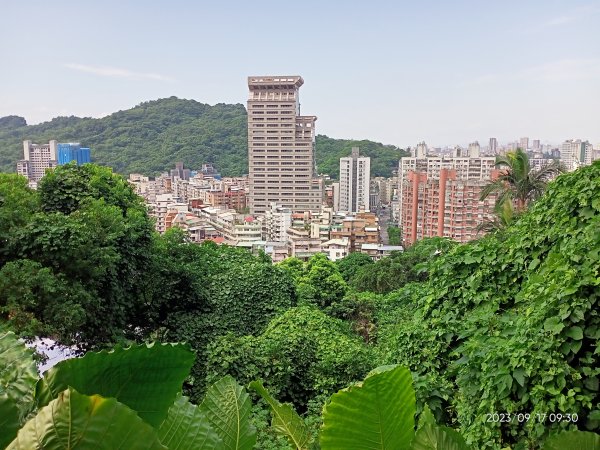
1 1 599 147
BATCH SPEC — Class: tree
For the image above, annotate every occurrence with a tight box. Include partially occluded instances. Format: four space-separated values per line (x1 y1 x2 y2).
0 174 38 266
335 252 374 283
297 254 348 309
480 148 564 211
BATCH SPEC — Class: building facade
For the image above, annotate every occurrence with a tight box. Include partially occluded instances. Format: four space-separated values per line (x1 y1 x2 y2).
247 76 323 215
339 147 371 213
57 143 91 165
561 139 594 171
17 140 58 185
398 144 498 245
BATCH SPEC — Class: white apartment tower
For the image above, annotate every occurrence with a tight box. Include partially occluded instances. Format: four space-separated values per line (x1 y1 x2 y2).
247 76 323 215
339 147 371 213
17 140 58 185
561 139 594 171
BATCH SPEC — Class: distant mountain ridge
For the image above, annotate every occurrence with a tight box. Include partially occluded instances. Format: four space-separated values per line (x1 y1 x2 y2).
0 97 408 178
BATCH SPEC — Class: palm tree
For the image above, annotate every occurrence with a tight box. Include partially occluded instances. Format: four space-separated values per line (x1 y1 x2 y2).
480 148 564 212
477 198 516 234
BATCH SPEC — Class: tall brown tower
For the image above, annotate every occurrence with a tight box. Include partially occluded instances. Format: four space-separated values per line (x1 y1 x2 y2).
247 76 322 215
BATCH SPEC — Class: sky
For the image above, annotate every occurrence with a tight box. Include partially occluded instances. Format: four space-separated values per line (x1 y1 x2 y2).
1 0 599 148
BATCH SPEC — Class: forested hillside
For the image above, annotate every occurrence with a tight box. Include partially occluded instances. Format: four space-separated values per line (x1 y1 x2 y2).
0 97 407 178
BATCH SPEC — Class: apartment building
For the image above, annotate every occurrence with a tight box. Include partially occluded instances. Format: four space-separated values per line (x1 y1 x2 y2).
330 212 380 252
398 143 498 245
262 203 292 242
339 147 371 213
561 139 594 171
247 76 323 215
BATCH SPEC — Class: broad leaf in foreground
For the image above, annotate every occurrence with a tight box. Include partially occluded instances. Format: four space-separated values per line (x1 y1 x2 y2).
200 375 256 450
7 388 166 449
0 331 38 417
320 365 416 450
411 424 472 450
35 342 194 427
0 331 38 446
542 430 600 450
158 394 224 450
250 380 312 450
0 395 20 449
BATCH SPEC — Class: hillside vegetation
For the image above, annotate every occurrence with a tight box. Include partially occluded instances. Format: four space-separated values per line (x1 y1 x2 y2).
0 97 407 178
2 161 599 449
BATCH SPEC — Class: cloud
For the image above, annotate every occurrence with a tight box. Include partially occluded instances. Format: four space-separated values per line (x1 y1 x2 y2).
64 63 175 82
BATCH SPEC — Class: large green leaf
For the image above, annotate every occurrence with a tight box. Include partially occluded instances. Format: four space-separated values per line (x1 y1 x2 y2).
200 375 256 450
35 342 194 427
411 424 472 450
158 393 224 450
7 387 166 449
542 430 600 450
0 395 20 449
0 332 38 413
320 365 416 450
249 380 312 449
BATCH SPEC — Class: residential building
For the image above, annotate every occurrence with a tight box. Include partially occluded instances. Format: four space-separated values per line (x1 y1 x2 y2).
204 186 247 212
321 238 350 261
251 241 289 263
339 147 371 213
398 145 498 246
360 244 404 261
532 139 541 151
561 139 594 171
330 212 380 252
520 137 529 150
57 143 91 165
247 76 323 215
400 169 498 245
287 227 322 260
16 140 58 186
263 203 292 242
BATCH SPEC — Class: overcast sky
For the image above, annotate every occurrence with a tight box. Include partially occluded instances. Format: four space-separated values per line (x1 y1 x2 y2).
1 0 599 147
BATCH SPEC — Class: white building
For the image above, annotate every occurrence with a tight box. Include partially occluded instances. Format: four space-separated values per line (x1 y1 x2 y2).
561 139 594 171
17 140 58 187
339 147 371 213
263 203 292 242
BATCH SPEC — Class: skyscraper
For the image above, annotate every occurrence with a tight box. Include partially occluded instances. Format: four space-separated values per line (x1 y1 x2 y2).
489 137 498 154
17 140 58 186
339 147 371 213
520 137 529 150
247 76 323 215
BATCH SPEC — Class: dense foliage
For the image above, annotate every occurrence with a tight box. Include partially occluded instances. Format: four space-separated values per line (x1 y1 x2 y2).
2 160 600 449
0 98 406 178
376 162 600 449
350 237 455 294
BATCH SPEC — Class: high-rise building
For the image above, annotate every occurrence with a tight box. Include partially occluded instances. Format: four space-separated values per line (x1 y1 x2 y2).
489 137 498 154
17 140 58 186
520 137 529 150
339 147 371 213
247 76 323 215
532 139 541 151
57 143 91 166
397 145 498 245
561 139 594 171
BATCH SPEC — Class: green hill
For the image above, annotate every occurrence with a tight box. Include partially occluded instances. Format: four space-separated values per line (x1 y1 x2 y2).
0 97 407 178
